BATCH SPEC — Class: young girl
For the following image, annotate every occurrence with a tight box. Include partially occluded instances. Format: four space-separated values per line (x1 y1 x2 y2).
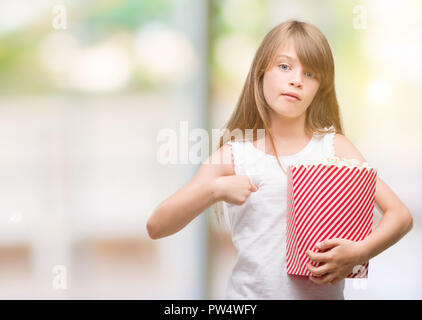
146 20 413 300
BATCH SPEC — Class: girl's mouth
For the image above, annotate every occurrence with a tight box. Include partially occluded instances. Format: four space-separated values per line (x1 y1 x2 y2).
282 94 300 102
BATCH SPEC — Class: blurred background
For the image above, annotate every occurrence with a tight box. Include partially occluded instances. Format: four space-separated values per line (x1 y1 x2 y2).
0 0 421 299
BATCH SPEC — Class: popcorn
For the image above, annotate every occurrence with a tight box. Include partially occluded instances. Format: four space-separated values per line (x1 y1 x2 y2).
291 156 372 170
285 157 377 278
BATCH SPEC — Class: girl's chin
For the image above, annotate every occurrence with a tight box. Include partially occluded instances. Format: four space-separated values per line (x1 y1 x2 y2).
270 106 304 118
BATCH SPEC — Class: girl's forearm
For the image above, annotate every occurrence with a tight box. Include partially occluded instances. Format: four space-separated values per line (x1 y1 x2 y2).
358 209 413 263
147 179 219 239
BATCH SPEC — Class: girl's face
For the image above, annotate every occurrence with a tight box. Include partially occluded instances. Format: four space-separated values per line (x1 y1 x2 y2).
263 40 320 119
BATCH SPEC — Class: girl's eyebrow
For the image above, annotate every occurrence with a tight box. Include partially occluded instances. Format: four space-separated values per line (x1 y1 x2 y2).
276 54 297 62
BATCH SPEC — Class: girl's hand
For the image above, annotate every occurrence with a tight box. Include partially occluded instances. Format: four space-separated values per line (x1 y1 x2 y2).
213 175 258 205
305 238 366 285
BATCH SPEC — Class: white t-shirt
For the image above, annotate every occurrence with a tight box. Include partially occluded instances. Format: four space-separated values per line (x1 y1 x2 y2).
224 126 345 300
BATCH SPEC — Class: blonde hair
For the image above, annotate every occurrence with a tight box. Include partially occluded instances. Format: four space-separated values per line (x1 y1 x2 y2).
212 19 344 225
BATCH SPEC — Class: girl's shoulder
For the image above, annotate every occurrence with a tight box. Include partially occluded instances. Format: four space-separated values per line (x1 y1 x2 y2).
204 142 236 176
332 133 367 166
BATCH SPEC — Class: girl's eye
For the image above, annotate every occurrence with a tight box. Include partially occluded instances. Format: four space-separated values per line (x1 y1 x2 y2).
279 63 290 71
305 71 314 79
279 63 315 79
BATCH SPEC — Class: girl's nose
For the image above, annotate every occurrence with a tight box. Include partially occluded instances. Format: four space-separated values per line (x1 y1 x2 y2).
289 72 303 87
289 77 303 88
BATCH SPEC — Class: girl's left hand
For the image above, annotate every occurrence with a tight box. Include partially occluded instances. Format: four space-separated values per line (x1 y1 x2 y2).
305 238 366 285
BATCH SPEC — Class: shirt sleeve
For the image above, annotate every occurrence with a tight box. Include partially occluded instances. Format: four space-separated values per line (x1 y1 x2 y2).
226 140 246 176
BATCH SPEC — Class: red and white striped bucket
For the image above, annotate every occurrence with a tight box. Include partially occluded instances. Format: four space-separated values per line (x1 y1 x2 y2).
286 163 377 278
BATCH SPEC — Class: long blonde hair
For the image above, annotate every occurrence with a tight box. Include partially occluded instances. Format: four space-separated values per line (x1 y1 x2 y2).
212 19 344 225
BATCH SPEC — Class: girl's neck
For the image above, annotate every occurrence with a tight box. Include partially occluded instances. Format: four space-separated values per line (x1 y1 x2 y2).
267 112 309 143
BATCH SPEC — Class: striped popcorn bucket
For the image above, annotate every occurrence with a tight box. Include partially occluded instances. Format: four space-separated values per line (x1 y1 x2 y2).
286 161 377 278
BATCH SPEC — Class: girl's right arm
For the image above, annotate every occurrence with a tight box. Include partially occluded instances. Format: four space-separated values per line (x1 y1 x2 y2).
146 144 258 239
